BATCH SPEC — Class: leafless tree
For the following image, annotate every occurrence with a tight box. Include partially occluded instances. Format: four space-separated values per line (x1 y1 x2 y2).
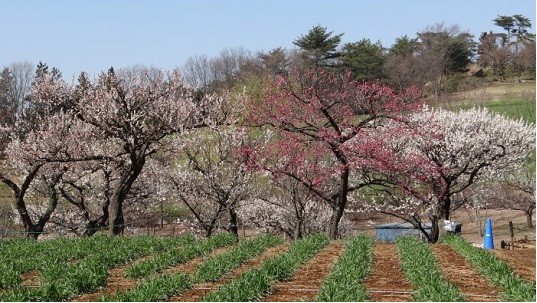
8 61 34 114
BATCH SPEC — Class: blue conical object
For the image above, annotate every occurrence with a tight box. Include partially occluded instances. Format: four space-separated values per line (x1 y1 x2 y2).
483 217 494 249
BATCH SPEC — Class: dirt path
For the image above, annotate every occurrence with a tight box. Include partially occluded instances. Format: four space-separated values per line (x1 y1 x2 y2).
362 243 413 302
72 246 232 302
262 241 344 302
168 243 290 302
493 248 536 281
431 244 500 301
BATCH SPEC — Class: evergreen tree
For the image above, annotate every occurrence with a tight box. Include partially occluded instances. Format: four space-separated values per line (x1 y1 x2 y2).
340 39 385 81
293 25 344 67
389 35 419 56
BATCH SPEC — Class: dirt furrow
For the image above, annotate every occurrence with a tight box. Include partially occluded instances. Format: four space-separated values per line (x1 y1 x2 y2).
362 242 413 302
431 244 501 302
168 243 290 302
262 241 344 302
493 248 536 281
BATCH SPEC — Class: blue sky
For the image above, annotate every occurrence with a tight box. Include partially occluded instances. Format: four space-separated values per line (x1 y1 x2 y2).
1 0 535 80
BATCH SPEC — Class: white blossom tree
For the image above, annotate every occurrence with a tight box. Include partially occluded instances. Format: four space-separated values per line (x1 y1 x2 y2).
359 107 535 242
32 67 229 235
166 125 261 238
238 176 353 240
0 112 97 239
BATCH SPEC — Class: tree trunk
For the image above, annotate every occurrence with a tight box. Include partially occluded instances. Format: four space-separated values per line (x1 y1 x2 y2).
12 173 60 240
428 218 440 243
228 207 239 239
327 169 349 240
108 158 145 236
82 214 108 237
204 222 215 238
108 191 125 236
293 217 304 240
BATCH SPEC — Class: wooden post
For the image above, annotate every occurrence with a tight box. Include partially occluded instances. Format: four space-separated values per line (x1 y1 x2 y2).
509 221 514 250
475 208 483 237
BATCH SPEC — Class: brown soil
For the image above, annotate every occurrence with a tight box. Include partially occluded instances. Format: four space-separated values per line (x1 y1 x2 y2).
493 247 536 282
262 242 345 302
363 243 414 302
431 244 501 301
169 243 290 301
20 271 40 288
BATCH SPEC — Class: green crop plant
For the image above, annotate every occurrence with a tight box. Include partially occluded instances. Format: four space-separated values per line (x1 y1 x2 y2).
315 234 374 301
125 232 236 278
202 233 329 302
396 236 464 301
105 273 192 302
107 234 282 301
0 235 192 301
443 235 536 302
0 236 105 289
192 234 282 283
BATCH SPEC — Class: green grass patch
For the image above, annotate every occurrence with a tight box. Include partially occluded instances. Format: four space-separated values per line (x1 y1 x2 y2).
455 98 536 124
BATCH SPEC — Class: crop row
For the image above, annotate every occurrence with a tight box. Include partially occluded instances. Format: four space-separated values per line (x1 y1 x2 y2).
0 236 102 288
315 234 374 301
125 232 235 278
0 234 198 301
443 235 536 302
203 233 330 301
396 236 464 301
106 234 283 301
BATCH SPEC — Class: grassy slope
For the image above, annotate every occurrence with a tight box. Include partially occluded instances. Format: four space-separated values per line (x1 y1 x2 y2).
432 80 536 123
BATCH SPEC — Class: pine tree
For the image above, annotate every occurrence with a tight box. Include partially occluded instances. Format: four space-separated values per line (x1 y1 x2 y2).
293 25 343 67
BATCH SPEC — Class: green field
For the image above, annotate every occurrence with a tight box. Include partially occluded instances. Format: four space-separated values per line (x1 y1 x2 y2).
0 233 534 302
437 81 536 124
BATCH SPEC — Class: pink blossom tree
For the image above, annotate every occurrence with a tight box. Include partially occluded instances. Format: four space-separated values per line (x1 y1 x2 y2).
246 68 421 239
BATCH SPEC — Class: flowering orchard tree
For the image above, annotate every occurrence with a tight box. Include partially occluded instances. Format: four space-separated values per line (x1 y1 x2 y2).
33 68 228 235
53 160 160 236
361 107 535 242
0 112 96 239
237 177 353 240
476 163 535 228
166 126 261 238
246 68 421 239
